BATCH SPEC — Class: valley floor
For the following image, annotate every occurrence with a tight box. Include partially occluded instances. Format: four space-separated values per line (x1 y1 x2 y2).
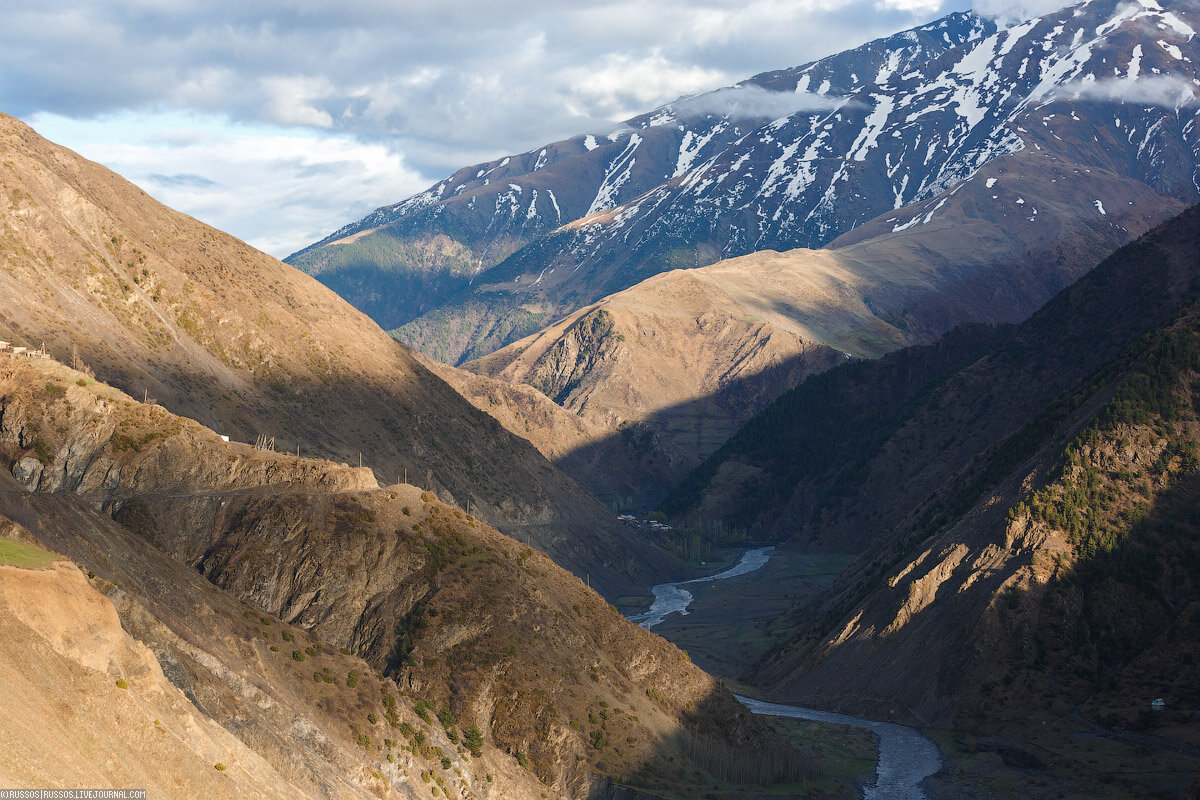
622 544 852 679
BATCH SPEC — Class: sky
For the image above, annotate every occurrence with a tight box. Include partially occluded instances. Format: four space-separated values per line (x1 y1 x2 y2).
0 0 1066 259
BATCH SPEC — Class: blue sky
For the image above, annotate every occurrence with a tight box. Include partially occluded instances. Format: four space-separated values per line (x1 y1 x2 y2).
1 0 1054 259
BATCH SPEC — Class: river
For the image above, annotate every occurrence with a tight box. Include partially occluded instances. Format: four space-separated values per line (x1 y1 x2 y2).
629 546 942 799
627 546 774 629
735 696 942 800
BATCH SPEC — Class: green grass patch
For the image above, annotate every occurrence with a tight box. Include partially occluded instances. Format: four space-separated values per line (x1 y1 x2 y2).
0 538 58 569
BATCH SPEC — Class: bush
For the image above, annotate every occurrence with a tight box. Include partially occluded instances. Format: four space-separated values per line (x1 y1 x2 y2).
292 650 305 662
463 725 484 757
368 713 378 725
437 707 458 741
214 763 226 771
115 678 128 690
347 670 359 688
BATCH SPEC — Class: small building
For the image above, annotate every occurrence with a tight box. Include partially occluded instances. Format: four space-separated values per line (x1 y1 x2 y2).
1151 698 1166 712
11 347 26 355
0 341 9 350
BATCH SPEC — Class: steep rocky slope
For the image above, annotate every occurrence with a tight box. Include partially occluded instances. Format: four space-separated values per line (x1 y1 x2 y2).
0 555 304 799
0 500 546 800
0 112 674 595
464 270 847 504
663 203 1200 768
0 354 804 798
294 0 1199 368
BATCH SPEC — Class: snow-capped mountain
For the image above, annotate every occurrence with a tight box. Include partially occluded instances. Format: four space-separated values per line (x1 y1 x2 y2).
289 0 1200 364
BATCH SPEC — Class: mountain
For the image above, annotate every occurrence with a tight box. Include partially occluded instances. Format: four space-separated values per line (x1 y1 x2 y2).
285 11 990 346
291 0 1200 368
461 263 848 505
0 355 802 797
460 137 1179 503
0 111 675 596
661 201 1200 772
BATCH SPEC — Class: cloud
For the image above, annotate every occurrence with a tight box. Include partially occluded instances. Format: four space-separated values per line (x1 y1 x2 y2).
972 0 1070 26
147 172 217 188
1056 75 1200 108
670 84 849 120
27 111 427 259
6 0 973 249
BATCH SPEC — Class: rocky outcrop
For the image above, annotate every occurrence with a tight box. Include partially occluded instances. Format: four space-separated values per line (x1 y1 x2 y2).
525 308 621 405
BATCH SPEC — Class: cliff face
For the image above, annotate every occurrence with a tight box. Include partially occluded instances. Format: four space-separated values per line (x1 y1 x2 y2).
0 355 802 798
0 112 677 596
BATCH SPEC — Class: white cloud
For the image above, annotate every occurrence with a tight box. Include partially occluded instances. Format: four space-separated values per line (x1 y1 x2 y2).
259 76 335 128
1056 74 1200 107
26 112 426 258
671 84 850 120
6 0 974 250
559 51 731 121
972 0 1070 26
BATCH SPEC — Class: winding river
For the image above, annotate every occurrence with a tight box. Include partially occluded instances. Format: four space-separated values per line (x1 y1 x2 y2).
627 546 774 629
629 547 942 799
736 696 942 800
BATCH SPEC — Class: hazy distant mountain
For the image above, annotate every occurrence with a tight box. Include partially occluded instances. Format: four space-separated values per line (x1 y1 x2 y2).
290 0 1200 367
285 11 993 359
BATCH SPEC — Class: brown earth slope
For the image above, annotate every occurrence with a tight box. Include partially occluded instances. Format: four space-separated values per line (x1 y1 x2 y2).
0 112 673 595
0 354 804 799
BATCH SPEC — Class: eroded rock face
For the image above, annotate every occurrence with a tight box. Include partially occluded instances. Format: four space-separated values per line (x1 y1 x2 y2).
12 456 42 490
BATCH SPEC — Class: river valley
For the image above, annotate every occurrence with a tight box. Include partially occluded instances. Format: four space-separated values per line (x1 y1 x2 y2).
631 547 942 799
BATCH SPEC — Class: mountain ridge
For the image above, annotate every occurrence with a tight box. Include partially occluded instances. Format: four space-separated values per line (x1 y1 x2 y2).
0 111 675 596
